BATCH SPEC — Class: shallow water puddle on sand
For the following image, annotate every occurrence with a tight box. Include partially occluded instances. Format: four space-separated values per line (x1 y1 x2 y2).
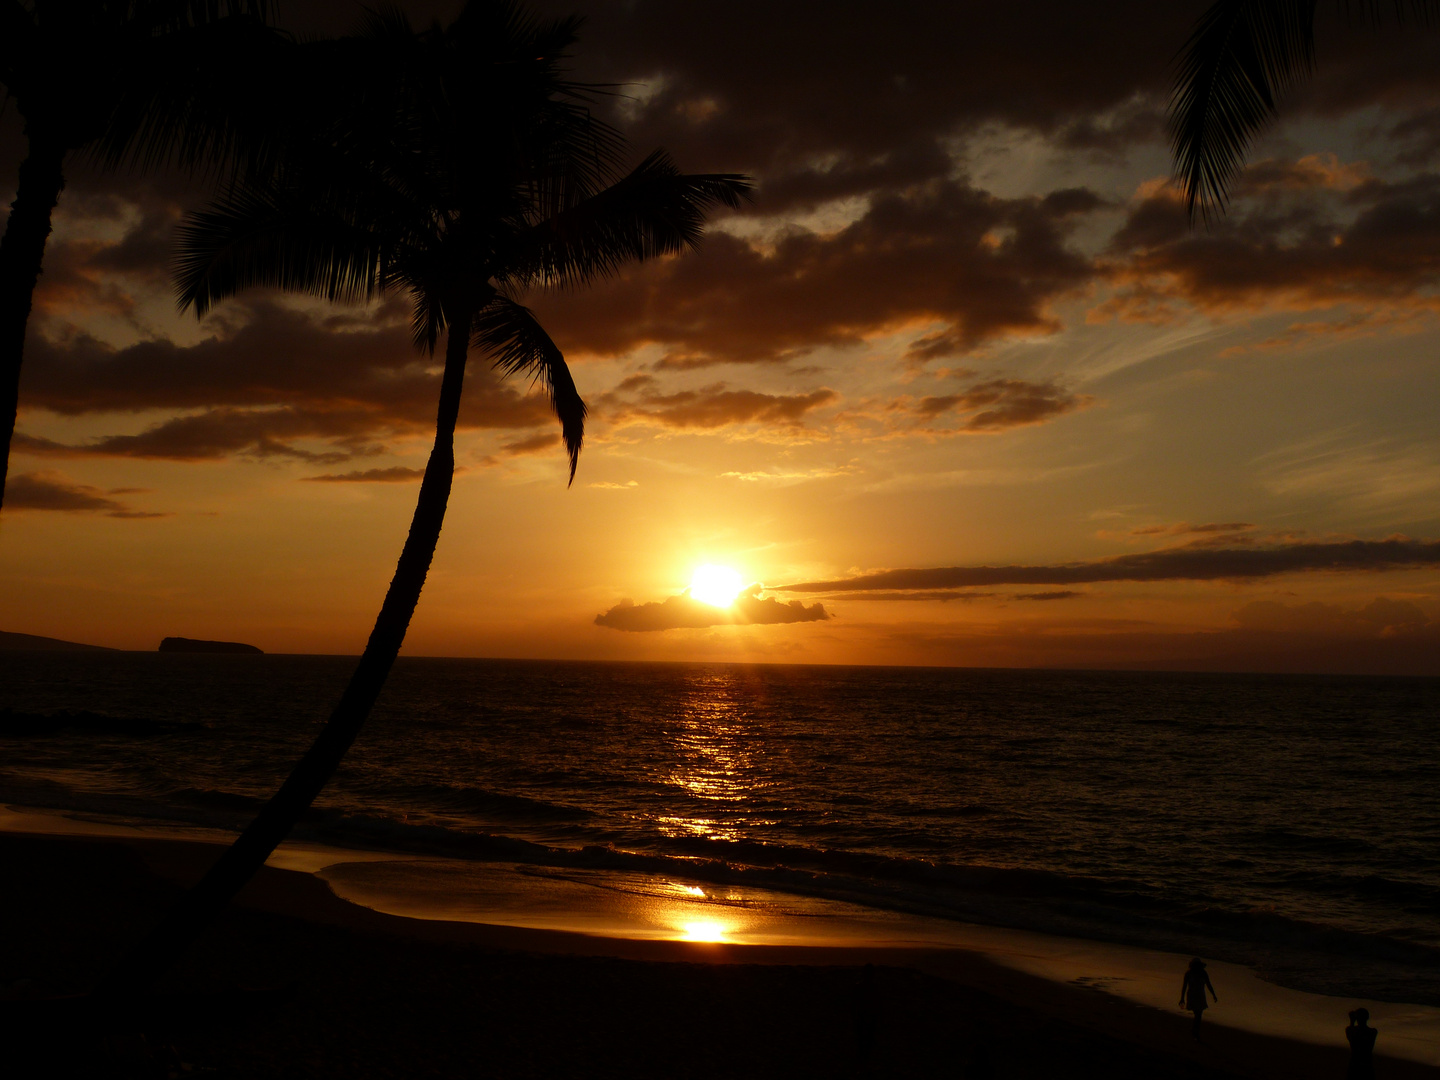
8 805 1439 1066
315 856 1440 1066
316 858 932 945
948 923 1440 1066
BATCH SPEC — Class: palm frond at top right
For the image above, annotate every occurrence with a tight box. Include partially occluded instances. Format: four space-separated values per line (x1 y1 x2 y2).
1168 0 1319 225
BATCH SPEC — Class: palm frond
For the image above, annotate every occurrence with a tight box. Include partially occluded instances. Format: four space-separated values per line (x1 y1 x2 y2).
507 150 752 289
409 292 447 354
1340 0 1440 27
94 14 291 176
175 186 387 316
470 294 586 483
1169 0 1318 224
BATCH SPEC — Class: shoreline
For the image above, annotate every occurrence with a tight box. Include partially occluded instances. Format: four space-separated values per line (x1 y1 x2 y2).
4 807 1437 1076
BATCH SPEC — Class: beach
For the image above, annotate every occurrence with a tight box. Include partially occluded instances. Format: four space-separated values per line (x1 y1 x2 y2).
4 656 1440 1077
3 824 1434 1079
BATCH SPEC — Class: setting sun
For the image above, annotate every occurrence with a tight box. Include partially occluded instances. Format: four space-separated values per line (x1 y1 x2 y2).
689 565 744 608
679 920 730 943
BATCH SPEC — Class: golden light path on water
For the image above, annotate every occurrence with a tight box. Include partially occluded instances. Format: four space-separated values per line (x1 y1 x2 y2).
658 668 771 846
655 667 768 940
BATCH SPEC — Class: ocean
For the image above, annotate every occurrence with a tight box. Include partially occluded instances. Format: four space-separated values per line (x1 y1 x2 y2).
2 653 1437 1006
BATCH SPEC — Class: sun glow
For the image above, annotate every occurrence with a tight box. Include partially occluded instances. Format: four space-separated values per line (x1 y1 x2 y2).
689 564 744 607
679 919 729 942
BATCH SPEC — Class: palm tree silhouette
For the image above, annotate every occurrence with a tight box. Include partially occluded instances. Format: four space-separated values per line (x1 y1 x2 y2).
1169 0 1438 223
91 0 750 994
0 0 281 511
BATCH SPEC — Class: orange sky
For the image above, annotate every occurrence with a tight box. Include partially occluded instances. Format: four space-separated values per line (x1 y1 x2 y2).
3 1 1439 674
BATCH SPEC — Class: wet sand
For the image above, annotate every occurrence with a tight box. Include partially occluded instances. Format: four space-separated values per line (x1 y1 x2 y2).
1 829 1433 1079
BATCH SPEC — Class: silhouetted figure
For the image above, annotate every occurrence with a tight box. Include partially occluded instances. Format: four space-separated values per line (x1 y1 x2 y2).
1346 1008 1377 1080
1179 958 1217 1040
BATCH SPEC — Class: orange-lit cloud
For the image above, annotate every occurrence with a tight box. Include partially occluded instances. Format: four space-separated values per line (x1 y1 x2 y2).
603 377 837 431
1098 171 1440 324
16 303 559 461
536 181 1104 367
907 378 1092 432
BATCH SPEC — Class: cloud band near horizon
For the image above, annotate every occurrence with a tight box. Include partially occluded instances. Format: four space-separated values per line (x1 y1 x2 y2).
779 538 1440 592
596 590 831 632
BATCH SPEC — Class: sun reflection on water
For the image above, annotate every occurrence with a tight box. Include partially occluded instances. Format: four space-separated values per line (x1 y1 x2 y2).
660 671 773 842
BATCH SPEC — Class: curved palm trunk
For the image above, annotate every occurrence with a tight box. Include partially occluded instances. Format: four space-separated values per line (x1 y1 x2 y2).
90 306 473 997
0 135 66 512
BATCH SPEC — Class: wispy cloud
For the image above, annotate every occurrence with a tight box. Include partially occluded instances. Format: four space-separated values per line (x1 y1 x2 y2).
1255 435 1440 511
302 467 425 483
4 471 165 518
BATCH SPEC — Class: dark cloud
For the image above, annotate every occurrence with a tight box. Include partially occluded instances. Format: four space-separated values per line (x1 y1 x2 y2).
475 431 563 468
782 537 1440 592
538 2 1192 199
595 588 831 632
10 1 1439 477
3 471 164 518
1389 106 1440 166
827 591 1000 603
302 466 425 483
909 378 1092 432
16 302 557 461
29 201 184 325
1101 171 1440 323
518 0 1440 227
535 180 1102 367
19 407 380 462
831 589 1080 603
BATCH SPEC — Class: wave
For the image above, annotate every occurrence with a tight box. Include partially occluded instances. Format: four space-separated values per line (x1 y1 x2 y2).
339 780 592 824
6 779 1439 1005
0 708 184 739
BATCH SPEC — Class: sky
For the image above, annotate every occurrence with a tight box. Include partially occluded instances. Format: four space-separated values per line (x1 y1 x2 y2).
3 0 1440 673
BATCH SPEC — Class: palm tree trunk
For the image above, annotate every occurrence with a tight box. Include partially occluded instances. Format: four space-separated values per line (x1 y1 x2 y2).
89 303 474 997
0 134 66 513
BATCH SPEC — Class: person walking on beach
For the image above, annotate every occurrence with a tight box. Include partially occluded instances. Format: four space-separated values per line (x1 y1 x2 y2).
1346 1008 1377 1080
1179 958 1217 1040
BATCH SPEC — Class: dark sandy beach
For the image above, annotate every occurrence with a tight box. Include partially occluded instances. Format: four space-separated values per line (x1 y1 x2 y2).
3 832 1432 1079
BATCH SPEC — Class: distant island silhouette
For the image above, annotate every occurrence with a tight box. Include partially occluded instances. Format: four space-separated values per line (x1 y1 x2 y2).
159 637 263 654
0 631 114 652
